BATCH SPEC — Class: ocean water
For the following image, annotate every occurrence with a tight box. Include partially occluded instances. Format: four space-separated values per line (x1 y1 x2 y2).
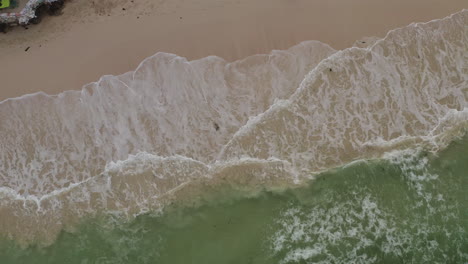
0 9 467 263
0 134 467 263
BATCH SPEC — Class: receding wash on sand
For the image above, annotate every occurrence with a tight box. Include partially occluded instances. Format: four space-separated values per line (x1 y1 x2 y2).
0 3 467 264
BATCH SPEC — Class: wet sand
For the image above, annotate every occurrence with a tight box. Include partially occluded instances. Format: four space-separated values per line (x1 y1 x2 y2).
0 0 466 101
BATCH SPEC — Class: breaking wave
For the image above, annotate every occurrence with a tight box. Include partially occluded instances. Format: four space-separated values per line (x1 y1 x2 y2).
0 10 466 244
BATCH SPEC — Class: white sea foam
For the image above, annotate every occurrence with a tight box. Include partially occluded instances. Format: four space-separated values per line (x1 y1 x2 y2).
0 10 466 243
220 9 468 176
271 195 411 264
0 40 335 198
270 136 466 263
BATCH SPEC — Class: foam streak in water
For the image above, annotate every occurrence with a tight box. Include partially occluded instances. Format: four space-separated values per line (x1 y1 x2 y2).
0 10 467 244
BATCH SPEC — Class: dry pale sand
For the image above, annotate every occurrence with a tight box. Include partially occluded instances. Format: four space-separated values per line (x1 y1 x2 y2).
0 0 466 101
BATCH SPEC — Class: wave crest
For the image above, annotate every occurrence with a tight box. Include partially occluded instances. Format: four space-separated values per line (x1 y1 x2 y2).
0 10 467 245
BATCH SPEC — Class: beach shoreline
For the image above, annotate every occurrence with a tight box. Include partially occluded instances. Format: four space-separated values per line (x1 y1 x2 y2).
0 4 466 249
0 0 466 101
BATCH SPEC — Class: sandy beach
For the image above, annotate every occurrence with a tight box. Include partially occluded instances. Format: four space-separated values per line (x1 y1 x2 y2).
0 0 467 256
0 0 466 101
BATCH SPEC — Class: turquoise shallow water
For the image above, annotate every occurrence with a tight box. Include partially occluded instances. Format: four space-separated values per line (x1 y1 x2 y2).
1 135 466 263
0 10 466 264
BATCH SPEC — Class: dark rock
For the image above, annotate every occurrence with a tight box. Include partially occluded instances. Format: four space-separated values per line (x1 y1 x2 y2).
0 23 8 33
31 4 48 24
47 0 65 16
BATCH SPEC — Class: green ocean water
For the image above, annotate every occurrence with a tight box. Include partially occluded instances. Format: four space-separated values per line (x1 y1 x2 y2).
1 135 467 264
